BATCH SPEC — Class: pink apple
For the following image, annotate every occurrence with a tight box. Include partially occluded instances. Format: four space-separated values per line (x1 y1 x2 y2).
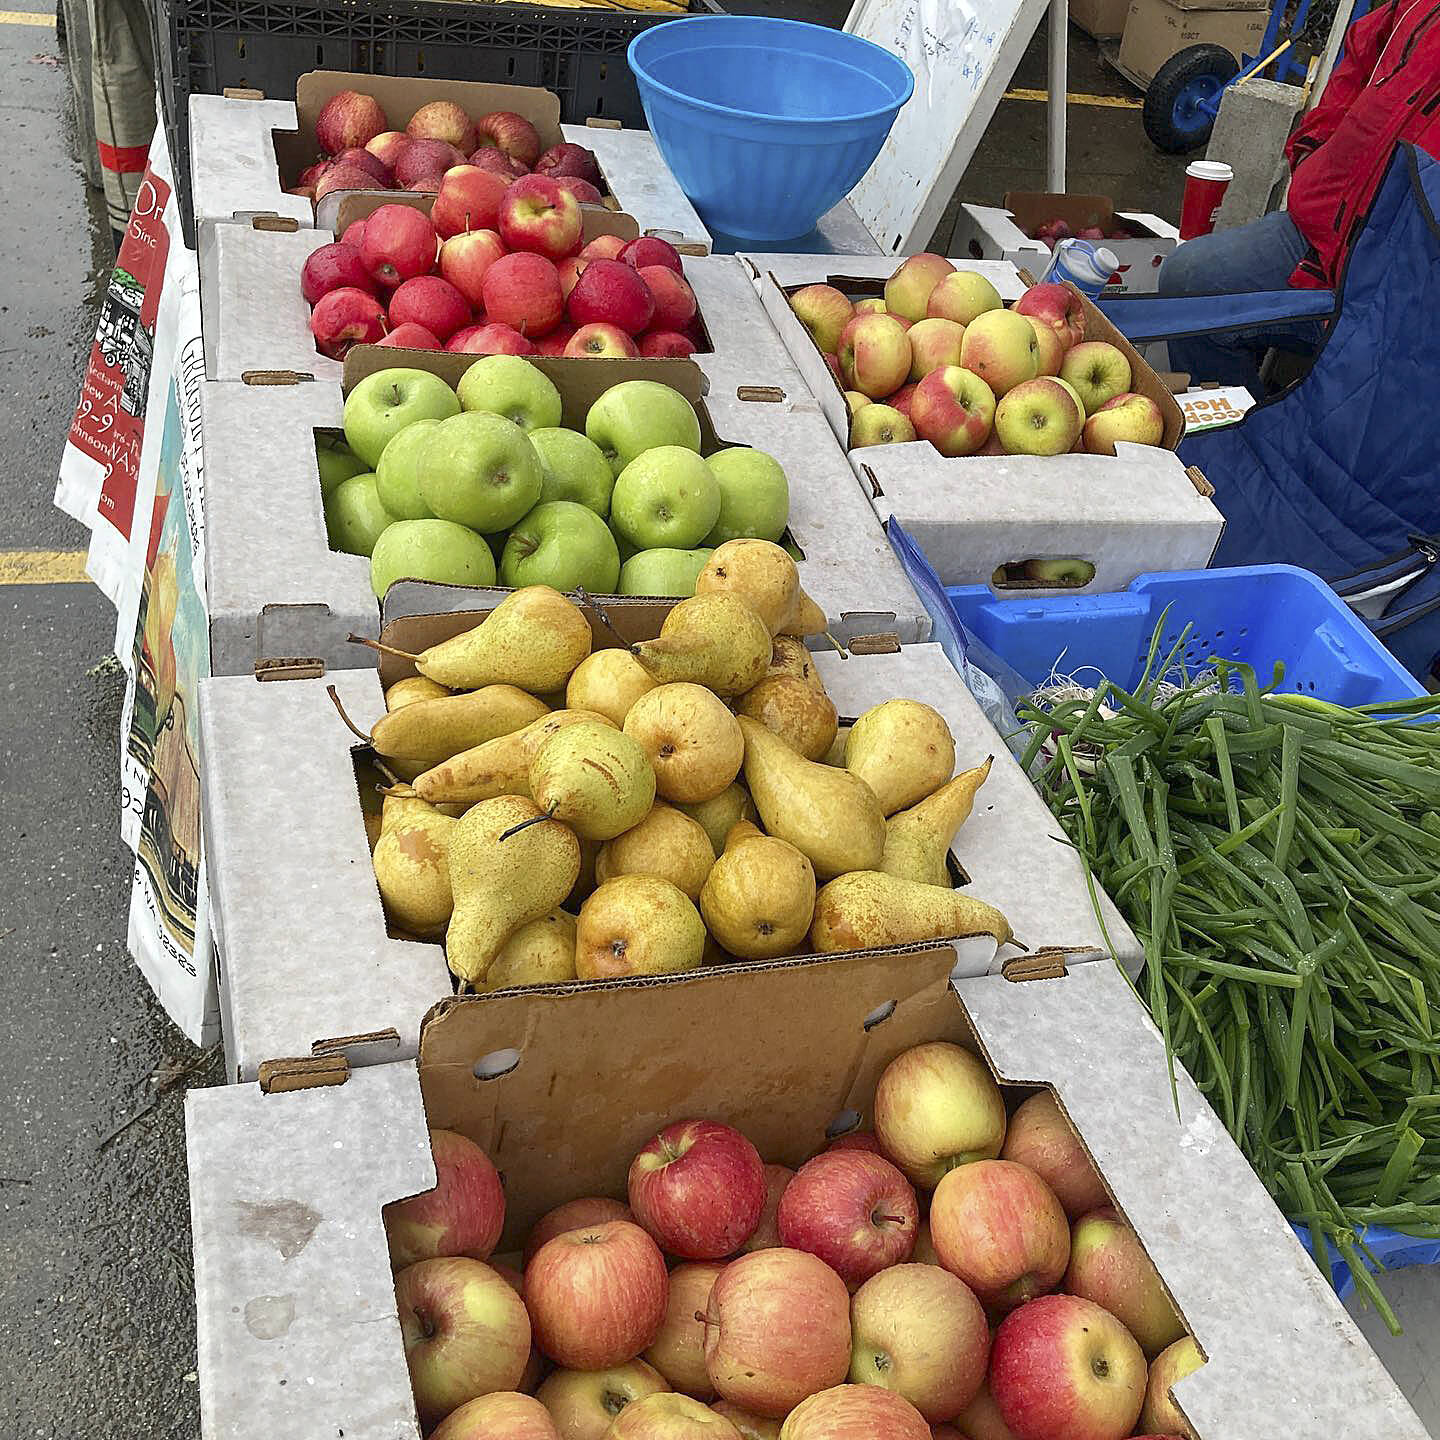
388 274 471 343
883 253 956 323
316 89 387 155
333 146 391 185
473 146 530 181
310 286 386 358
645 1261 724 1398
301 241 377 304
314 164 385 204
777 1150 918 1288
620 235 685 274
888 382 918 418
395 1256 532 1430
566 323 640 358
483 251 564 337
826 1133 886 1158
838 314 912 399
1000 1093 1107 1221
536 324 578 357
789 284 855 355
558 256 587 299
396 138 468 187
525 1220 669 1370
453 322 536 356
1059 341 1131 415
296 159 329 189
640 331 696 358
407 99 478 154
640 266 697 333
1013 283 1085 351
824 354 844 385
407 174 444 195
361 204 439 288
440 228 508 309
990 1295 1146 1440
629 1119 765 1260
958 310 1039 397
739 1163 793 1254
432 165 511 238
955 1380 1020 1440
582 233 630 262
447 324 485 352
379 321 442 350
1019 315 1066 377
1082 392 1165 454
535 142 603 187
366 131 411 172
499 175 584 260
703 1249 851 1416
910 366 996 458
905 317 965 380
853 298 888 316
926 272 1003 327
568 258 656 335
554 176 604 207
873 1042 1007 1188
780 1385 931 1440
432 1391 562 1440
850 404 915 448
525 1197 635 1267
994 378 1083 457
929 1161 1068 1312
340 217 367 251
610 1392 742 1440
712 1402 783 1440
478 110 543 166
1139 1336 1202 1439
538 1360 671 1440
1063 1207 1183 1357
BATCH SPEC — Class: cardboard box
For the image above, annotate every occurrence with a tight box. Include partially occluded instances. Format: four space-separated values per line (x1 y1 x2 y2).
1070 0 1132 40
201 353 928 679
1117 0 1268 87
951 192 1179 295
185 953 1430 1440
198 624 1136 1083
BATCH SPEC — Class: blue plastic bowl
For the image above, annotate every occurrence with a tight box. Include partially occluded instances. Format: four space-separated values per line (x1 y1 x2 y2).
628 16 914 243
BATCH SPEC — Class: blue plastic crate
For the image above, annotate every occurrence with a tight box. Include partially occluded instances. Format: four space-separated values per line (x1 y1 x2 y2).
1291 1223 1440 1302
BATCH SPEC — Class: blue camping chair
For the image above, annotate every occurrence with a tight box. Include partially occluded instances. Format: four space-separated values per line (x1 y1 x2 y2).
1095 144 1440 681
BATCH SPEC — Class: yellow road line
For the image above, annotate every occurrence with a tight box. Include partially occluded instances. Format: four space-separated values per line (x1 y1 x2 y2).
1004 87 1143 109
0 9 56 23
0 550 91 585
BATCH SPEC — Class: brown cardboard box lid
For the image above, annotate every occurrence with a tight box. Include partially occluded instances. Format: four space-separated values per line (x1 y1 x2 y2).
1003 191 1118 233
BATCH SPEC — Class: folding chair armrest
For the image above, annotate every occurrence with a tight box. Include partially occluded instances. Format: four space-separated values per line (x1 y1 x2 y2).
1096 289 1337 344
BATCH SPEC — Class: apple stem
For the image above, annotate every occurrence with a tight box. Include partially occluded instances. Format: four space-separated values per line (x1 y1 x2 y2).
348 632 418 662
498 801 560 842
874 1213 907 1225
326 683 372 742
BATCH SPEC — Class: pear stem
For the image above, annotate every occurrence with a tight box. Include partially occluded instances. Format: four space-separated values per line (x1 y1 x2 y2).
498 801 560 842
348 632 418 662
576 588 629 647
326 684 373 742
456 979 474 996
372 759 402 788
823 630 850 658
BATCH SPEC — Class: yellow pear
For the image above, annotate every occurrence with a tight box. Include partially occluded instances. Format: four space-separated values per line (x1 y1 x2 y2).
385 676 449 708
484 910 578 990
529 720 656 841
695 539 819 636
736 674 838 760
567 836 600 912
778 589 826 638
632 594 771 696
566 648 657 727
699 828 815 959
882 757 994 886
415 709 616 806
374 586 591 692
596 803 715 900
845 699 956 815
677 784 758 857
809 871 1012 953
371 788 456 938
821 726 850 767
623 683 743 804
445 795 581 984
575 875 706 981
369 685 549 763
738 715 884 879
764 636 825 690
364 810 383 852
724 819 765 848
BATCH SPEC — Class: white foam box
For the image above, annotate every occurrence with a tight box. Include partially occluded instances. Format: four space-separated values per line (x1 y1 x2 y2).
745 252 1224 596
198 628 1137 1084
201 352 928 680
184 951 1429 1440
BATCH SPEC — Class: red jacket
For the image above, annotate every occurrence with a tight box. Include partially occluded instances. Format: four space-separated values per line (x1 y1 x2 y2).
1284 0 1440 287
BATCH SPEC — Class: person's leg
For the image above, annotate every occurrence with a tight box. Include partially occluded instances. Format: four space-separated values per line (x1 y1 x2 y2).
1158 211 1319 394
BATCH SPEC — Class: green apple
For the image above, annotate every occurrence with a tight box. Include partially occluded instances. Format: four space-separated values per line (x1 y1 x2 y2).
370 518 497 599
610 447 721 550
375 418 440 520
324 473 394 557
342 368 460 468
614 531 638 565
457 354 564 432
529 426 615 517
618 547 712 597
585 380 702 476
500 501 620 593
419 411 543 534
702 446 790 545
315 433 367 497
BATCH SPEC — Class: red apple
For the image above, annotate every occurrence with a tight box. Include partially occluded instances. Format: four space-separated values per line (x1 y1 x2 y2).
452 322 536 356
703 1248 851 1416
954 1380 1020 1440
883 253 957 323
1063 1208 1183 1357
1139 1336 1203 1439
888 382 918 419
789 284 855 355
366 131 411 172
500 175 584 261
388 274 471 343
478 110 543 166
447 324 485 353
536 325 578 357
538 1361 671 1440
639 331 696 358
297 158 329 188
396 1256 532 1430
909 366 996 458
286 184 317 201
473 146 531 181
310 286 386 358
433 165 511 238
838 314 911 398
301 241 376 305
378 321 441 349
525 1220 669 1370
535 142 603 187
525 1197 635 1266
823 354 844 386
739 1163 792 1254
999 1093 1107 1220
314 164 385 204
333 146 391 185
397 139 468 187
611 1393 742 1440
432 1391 562 1440
439 228 508 309
554 176 603 207
777 1150 918 1288
339 217 367 250
407 175 444 195
639 266 697 333
408 99 478 154
629 1119 766 1260
558 256 588 300
582 234 629 262
780 1385 930 1440
361 204 439 288
565 323 639 359
568 258 656 335
1013 282 1085 351
826 1133 885 1158
316 90 387 155
1082 392 1165 454
906 317 966 380
483 251 564 337
849 1264 988 1421
619 235 684 274
711 1403 782 1440
989 1296 1145 1440
645 1262 725 1398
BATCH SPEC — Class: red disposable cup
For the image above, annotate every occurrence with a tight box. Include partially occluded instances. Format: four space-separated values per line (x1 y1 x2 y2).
1179 161 1234 240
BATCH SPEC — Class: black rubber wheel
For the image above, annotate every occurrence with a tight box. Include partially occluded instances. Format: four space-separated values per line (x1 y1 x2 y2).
55 0 66 43
1143 44 1240 153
